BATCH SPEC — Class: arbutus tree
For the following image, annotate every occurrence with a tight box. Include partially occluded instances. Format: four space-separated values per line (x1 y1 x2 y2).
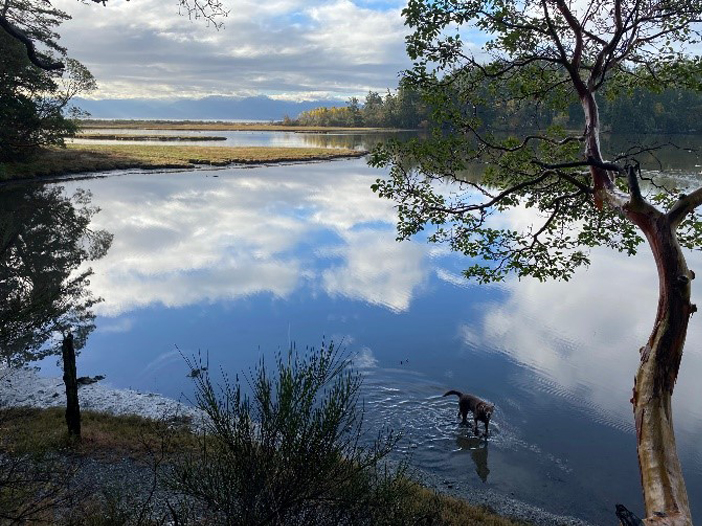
371 0 702 523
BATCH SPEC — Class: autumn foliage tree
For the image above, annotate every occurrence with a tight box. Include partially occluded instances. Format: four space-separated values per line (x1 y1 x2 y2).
372 0 702 523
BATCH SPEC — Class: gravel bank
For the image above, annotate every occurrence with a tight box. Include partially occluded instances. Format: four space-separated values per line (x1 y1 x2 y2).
0 366 206 425
413 465 596 526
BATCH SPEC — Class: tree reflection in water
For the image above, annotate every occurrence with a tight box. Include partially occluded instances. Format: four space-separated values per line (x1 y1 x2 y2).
0 184 112 366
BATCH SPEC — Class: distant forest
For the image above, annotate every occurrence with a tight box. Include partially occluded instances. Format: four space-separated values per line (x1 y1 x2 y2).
287 85 430 129
288 83 702 134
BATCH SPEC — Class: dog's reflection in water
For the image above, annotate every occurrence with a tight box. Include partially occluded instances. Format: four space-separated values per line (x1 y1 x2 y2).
456 435 490 483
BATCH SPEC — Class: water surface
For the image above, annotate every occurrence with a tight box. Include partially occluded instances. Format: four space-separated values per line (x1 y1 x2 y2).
12 137 702 523
70 128 414 150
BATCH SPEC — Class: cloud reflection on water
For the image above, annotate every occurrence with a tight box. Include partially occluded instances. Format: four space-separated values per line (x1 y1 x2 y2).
460 243 702 445
44 158 702 522
77 162 420 316
64 160 702 465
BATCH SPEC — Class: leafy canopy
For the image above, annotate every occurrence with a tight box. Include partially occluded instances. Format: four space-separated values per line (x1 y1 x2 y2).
371 0 702 283
0 1 96 161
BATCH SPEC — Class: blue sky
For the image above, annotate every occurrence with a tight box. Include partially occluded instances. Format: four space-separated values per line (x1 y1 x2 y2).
53 0 416 101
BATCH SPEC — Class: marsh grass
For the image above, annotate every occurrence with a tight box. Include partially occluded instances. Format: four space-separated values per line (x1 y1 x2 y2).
75 134 228 141
0 144 365 181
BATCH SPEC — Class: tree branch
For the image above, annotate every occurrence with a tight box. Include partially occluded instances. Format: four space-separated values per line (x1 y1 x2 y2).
668 187 702 229
626 163 644 206
471 130 583 154
534 157 624 173
0 15 64 71
432 173 553 216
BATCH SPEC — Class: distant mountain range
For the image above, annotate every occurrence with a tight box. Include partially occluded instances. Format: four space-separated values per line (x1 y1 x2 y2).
71 96 343 121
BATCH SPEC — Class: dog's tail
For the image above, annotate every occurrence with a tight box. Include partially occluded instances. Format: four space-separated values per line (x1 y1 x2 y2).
443 390 463 398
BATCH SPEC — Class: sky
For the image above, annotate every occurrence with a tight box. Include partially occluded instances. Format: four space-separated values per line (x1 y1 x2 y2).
52 0 414 101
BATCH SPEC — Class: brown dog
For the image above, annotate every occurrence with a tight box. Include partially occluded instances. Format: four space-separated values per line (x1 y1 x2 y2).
444 390 494 436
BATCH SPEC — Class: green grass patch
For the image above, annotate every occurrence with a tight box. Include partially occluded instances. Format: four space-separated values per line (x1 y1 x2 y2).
0 144 366 181
0 407 196 460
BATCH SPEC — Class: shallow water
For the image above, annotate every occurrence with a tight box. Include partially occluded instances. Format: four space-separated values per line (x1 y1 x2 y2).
8 141 702 523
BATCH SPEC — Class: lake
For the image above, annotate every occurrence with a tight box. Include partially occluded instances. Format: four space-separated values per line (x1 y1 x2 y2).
6 132 702 523
69 128 416 150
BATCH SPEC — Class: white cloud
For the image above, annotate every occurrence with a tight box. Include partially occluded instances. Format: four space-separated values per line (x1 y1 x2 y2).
460 244 702 438
353 346 378 368
436 268 471 288
305 0 406 65
268 91 344 102
51 0 412 100
98 318 135 334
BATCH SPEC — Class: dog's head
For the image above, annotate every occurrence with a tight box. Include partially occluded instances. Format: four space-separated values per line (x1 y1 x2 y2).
477 402 495 422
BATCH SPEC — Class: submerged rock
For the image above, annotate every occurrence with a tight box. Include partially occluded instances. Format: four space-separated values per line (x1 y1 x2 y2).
77 375 106 386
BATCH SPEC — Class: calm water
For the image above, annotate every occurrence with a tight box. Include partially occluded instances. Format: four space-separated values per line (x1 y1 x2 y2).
70 128 415 150
8 136 702 523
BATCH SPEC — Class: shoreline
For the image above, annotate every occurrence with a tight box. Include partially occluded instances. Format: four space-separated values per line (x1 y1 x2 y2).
0 367 205 425
75 133 228 141
0 366 594 526
0 144 367 183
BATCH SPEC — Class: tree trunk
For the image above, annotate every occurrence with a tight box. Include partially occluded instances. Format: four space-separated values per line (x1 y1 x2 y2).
580 88 694 524
631 215 693 525
61 332 81 439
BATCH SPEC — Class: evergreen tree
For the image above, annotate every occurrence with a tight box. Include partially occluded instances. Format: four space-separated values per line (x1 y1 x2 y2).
0 3 95 162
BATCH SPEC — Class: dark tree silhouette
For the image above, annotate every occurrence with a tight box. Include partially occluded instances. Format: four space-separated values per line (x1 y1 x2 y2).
0 11 95 161
0 184 112 366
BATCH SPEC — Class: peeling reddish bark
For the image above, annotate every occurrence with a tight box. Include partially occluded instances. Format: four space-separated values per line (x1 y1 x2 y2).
629 215 693 525
582 89 694 524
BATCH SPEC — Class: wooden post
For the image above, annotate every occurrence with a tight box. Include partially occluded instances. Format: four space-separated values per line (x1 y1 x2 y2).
61 332 81 439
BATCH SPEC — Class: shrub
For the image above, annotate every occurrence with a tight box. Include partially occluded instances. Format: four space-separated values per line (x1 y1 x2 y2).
167 342 421 525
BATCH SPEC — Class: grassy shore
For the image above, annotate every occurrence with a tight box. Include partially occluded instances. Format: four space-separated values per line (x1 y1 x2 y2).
0 407 526 526
0 143 366 181
79 119 396 133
